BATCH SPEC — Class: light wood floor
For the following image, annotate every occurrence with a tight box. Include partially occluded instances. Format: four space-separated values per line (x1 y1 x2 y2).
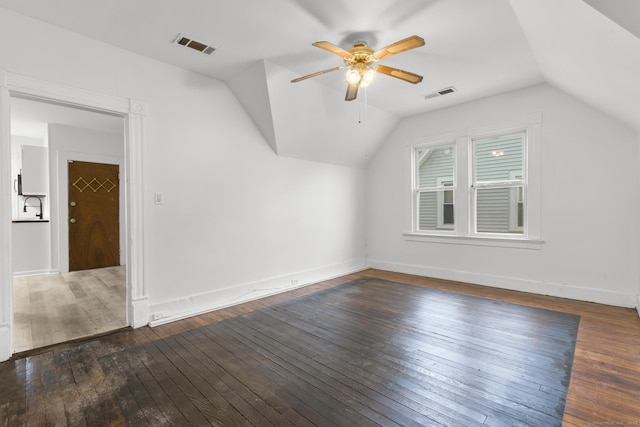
12 266 126 353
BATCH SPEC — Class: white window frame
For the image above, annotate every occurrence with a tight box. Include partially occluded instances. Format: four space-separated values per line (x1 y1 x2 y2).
470 132 526 237
405 113 542 249
508 170 524 232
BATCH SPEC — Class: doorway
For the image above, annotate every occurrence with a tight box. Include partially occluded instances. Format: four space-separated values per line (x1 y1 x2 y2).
10 97 127 353
0 71 148 361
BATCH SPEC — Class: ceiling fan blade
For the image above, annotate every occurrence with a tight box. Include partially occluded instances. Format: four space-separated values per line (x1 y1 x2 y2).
373 35 425 60
312 41 353 60
345 83 359 101
291 66 345 83
375 65 423 84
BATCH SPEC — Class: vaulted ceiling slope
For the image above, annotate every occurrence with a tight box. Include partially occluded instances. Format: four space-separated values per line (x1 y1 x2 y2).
227 60 398 168
510 0 640 134
0 0 637 167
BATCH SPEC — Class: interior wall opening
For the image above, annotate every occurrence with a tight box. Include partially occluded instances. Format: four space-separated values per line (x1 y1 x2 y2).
10 95 127 353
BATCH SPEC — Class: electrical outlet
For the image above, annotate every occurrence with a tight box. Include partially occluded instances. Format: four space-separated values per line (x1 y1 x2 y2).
291 279 299 286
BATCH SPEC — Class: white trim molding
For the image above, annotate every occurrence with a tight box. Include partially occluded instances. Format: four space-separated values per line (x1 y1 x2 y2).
403 233 544 250
0 70 14 361
0 70 148 361
369 259 638 309
148 258 367 327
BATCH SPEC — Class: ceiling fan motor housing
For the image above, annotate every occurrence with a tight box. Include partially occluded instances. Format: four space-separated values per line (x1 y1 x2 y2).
346 42 375 66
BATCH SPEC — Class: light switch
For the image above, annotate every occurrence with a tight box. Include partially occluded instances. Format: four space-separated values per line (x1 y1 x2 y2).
154 192 163 205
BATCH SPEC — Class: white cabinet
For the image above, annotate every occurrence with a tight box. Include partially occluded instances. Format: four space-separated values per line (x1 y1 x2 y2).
12 222 51 275
13 144 49 221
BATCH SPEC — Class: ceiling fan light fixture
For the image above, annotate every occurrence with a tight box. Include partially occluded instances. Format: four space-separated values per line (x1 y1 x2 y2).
360 67 377 87
345 63 377 87
345 68 362 85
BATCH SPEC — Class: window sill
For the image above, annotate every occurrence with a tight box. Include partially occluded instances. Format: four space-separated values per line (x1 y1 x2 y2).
403 232 544 250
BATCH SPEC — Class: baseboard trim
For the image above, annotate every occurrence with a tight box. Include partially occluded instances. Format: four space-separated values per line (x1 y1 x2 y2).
368 259 637 308
148 258 367 327
12 269 57 277
130 296 149 329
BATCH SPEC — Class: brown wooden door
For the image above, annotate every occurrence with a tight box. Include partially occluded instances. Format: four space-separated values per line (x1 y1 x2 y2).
68 161 120 271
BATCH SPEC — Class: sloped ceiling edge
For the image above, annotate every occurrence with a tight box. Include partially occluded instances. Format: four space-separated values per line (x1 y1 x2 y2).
227 60 278 154
510 0 640 133
264 60 399 169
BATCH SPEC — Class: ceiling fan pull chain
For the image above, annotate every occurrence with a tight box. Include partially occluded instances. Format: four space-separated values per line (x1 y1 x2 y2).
364 86 368 122
358 86 368 124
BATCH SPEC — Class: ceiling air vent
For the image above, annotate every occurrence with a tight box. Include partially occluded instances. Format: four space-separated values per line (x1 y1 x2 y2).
424 86 457 100
173 34 216 55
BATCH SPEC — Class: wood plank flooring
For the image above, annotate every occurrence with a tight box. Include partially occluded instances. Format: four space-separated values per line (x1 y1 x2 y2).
2 268 640 426
12 266 126 353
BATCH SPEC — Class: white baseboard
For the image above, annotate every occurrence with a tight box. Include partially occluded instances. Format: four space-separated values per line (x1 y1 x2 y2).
149 258 367 327
130 296 149 328
368 259 637 308
12 269 57 277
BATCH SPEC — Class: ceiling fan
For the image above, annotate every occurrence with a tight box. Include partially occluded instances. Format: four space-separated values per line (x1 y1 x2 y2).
291 35 425 101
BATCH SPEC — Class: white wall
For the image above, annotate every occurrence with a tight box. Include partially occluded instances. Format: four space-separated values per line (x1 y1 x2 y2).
367 83 640 307
0 8 366 326
11 134 50 276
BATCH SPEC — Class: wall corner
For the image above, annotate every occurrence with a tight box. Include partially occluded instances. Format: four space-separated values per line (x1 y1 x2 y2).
0 323 10 362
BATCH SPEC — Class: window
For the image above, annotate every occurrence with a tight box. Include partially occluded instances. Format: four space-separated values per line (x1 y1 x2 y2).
414 145 455 232
408 114 541 245
472 133 525 235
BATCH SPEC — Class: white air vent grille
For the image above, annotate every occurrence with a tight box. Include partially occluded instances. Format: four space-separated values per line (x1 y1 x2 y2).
174 34 216 55
424 86 457 100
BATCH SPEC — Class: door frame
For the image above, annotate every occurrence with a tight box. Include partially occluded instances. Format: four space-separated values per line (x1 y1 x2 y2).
0 70 149 361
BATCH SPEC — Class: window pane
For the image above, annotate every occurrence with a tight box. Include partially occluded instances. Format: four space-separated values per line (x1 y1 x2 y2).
418 190 454 230
443 204 454 225
474 134 523 183
443 189 453 204
418 191 437 230
417 146 454 188
476 188 523 234
517 202 523 228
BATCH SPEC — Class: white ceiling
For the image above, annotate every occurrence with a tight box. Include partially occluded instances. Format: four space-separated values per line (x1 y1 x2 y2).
2 0 639 165
0 0 543 117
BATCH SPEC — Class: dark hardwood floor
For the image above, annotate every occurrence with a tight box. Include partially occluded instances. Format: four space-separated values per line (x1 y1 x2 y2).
1 269 639 426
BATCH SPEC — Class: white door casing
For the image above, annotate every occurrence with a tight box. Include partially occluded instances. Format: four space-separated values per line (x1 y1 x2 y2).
0 70 148 361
